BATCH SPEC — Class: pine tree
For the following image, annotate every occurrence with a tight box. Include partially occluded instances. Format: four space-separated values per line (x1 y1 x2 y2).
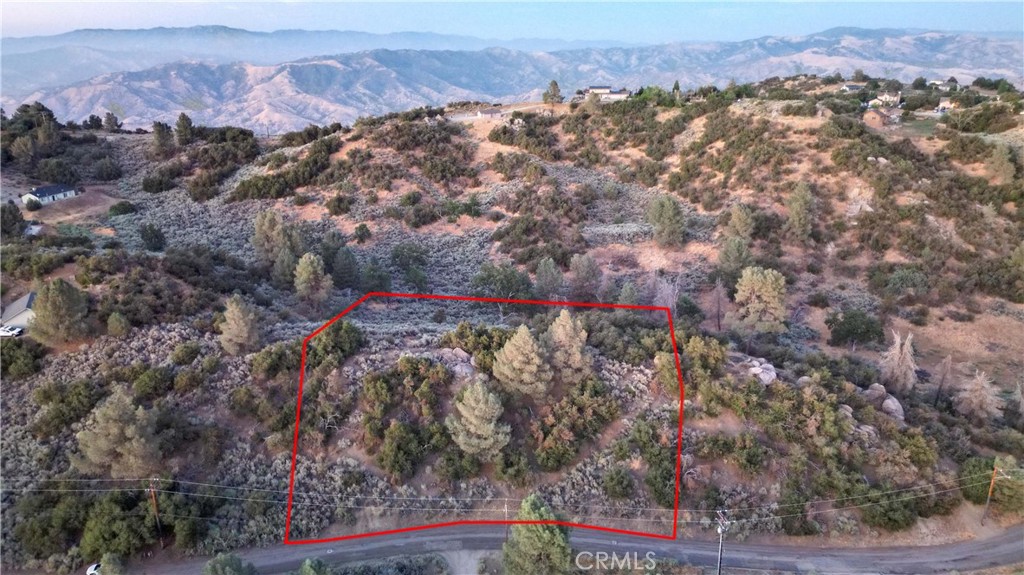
319 230 346 272
879 330 918 395
724 203 755 241
544 309 591 385
727 266 787 339
617 281 638 305
719 236 753 278
534 257 563 301
252 210 304 268
31 278 89 343
785 182 814 244
220 295 261 356
542 80 564 105
954 369 1004 425
492 325 552 399
74 389 161 479
503 494 571 575
103 112 121 132
272 247 298 287
647 195 687 247
0 203 26 239
175 113 195 146
331 247 361 290
151 121 175 158
446 377 511 460
568 253 602 302
294 253 333 308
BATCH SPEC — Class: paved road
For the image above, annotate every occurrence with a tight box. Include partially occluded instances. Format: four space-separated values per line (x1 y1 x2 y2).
139 524 1024 574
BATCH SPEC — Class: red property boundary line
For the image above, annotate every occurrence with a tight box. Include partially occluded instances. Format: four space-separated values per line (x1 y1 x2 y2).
284 292 687 544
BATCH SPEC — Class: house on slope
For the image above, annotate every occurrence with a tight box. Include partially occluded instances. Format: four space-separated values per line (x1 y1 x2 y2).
1 292 36 330
20 184 81 207
864 107 905 129
582 86 631 103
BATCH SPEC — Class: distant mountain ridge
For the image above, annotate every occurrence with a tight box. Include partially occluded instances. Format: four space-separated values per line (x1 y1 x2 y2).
1 25 635 95
3 27 1021 133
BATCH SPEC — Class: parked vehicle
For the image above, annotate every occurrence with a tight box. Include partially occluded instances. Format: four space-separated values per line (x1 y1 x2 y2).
0 325 23 337
86 564 101 575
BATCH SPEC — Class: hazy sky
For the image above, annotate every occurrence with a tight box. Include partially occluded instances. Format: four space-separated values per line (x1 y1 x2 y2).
2 1 1022 42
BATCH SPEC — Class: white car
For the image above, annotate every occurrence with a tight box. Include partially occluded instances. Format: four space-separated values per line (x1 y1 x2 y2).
86 564 101 575
0 325 23 337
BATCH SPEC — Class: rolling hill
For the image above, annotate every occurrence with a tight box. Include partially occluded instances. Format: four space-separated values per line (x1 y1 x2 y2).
3 27 1021 132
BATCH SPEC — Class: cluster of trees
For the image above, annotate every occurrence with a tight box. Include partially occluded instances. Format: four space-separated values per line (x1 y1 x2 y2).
488 112 563 161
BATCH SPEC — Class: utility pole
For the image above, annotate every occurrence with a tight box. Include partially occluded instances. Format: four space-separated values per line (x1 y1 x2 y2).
715 510 730 575
981 462 1012 525
502 498 511 543
148 478 164 547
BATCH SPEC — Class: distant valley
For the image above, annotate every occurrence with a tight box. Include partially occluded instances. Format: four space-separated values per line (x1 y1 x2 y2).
3 26 1021 132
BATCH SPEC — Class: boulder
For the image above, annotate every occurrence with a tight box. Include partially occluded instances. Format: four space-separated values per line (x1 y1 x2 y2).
881 396 905 420
797 376 814 387
838 404 854 418
864 383 887 404
749 361 777 385
452 347 471 362
451 363 476 379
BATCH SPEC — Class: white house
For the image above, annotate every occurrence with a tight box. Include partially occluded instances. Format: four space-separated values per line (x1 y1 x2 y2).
1 292 36 330
21 184 80 206
583 86 630 102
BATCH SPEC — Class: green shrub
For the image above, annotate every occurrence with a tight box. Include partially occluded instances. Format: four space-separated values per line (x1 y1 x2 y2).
132 367 174 400
603 467 635 499
108 201 137 216
1 337 46 379
170 341 201 365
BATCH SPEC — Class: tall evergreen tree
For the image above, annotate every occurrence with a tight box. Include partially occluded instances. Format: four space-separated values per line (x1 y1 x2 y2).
446 377 510 460
0 203 26 239
151 121 175 158
31 278 89 343
647 195 687 247
74 389 161 479
544 309 591 385
502 494 572 575
724 203 755 241
294 253 333 308
568 253 602 302
880 330 918 395
103 112 121 132
542 80 564 105
492 325 552 399
784 182 815 244
331 247 361 290
220 295 261 356
175 113 195 146
533 256 564 301
727 266 787 339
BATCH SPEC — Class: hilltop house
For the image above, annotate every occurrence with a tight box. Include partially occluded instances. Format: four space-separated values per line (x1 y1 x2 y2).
1 292 36 330
21 184 80 206
582 86 630 103
841 83 866 93
476 108 503 119
869 91 901 107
